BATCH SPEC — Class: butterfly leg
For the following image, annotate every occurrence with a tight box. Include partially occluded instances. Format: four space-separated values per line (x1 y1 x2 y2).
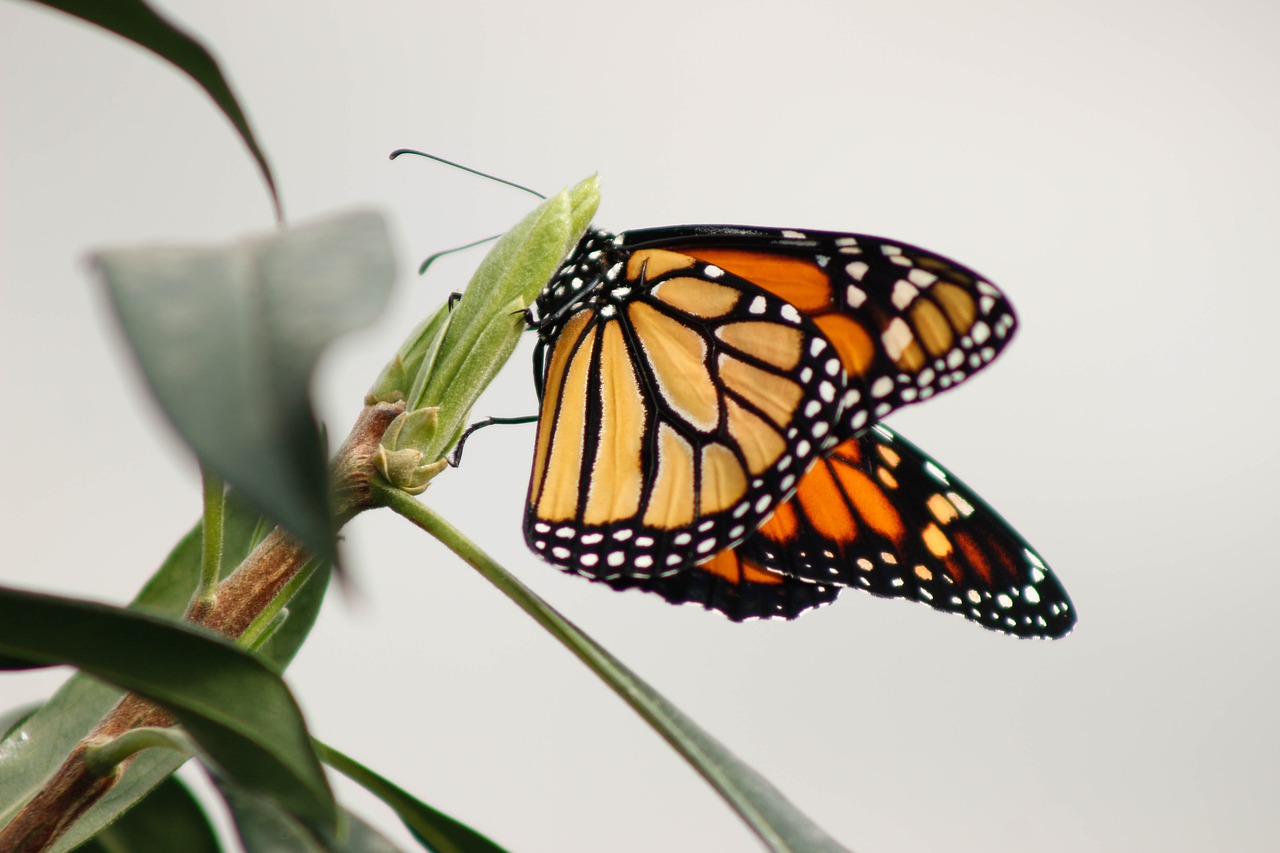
448 414 538 467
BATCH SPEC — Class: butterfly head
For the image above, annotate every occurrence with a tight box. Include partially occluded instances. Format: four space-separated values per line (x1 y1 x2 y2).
528 228 625 334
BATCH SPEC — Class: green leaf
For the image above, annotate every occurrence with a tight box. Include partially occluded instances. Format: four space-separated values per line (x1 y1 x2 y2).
0 497 326 851
380 176 599 476
20 0 283 219
315 741 510 853
79 775 222 853
366 298 457 407
254 560 331 674
0 654 48 671
0 704 42 742
215 774 406 853
94 210 397 566
375 486 851 853
0 587 335 830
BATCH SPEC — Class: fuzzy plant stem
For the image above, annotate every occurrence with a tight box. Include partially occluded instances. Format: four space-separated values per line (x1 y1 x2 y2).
0 402 404 853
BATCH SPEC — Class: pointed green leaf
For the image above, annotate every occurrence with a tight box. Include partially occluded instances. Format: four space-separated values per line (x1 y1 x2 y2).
0 587 334 830
79 775 222 853
20 0 282 218
94 211 396 566
315 741 510 853
215 774 406 853
254 560 331 674
389 176 598 467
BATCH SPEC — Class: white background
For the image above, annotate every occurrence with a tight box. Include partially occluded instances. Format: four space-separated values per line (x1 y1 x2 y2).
3 1 1278 850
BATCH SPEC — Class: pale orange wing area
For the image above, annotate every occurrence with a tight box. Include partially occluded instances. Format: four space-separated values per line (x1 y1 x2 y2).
528 310 595 520
525 246 845 579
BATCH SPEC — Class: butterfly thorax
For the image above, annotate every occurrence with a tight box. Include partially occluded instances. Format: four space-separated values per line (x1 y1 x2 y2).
529 228 625 339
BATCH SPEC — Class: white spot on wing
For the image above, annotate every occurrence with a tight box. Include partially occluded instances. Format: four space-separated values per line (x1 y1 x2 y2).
882 317 914 361
891 280 920 309
908 268 938 286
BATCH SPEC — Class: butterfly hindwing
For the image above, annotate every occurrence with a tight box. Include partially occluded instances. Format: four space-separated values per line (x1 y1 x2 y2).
601 549 842 621
619 226 1017 437
525 239 845 581
735 424 1075 637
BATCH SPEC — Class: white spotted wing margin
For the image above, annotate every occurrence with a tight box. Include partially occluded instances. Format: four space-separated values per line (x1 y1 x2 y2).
618 225 1019 439
525 247 846 583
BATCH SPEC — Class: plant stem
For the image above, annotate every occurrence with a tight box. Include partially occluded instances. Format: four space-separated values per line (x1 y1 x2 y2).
370 481 809 853
239 559 318 653
192 465 226 617
82 728 192 776
0 402 404 853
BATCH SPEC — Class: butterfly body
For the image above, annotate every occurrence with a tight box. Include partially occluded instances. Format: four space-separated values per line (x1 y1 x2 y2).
521 225 1075 637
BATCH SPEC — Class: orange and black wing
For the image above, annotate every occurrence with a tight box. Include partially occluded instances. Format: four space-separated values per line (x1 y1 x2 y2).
525 246 844 580
732 424 1075 637
620 226 1016 438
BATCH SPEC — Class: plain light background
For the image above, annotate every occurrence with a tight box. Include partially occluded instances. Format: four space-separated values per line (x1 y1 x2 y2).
2 1 1277 850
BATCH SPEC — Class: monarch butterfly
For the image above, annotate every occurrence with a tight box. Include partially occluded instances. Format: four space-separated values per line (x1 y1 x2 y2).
523 225 1074 638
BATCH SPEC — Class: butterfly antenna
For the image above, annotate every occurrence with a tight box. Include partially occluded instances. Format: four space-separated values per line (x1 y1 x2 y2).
418 234 503 275
389 149 546 199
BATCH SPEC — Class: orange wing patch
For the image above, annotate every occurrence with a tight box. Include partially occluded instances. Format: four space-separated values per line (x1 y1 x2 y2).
733 424 1075 637
674 248 832 313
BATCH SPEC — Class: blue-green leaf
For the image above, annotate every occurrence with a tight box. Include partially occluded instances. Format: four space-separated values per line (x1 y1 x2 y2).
94 211 396 566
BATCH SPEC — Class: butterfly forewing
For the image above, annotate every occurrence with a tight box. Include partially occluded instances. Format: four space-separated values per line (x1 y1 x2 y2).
526 240 845 580
736 424 1075 638
620 226 1017 437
